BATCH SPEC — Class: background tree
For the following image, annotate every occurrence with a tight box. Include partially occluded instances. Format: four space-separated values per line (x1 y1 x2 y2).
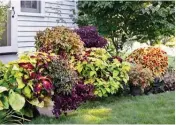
76 1 175 53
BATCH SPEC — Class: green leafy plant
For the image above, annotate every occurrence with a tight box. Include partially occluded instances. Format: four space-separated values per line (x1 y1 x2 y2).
76 1 175 53
1 52 91 119
0 52 56 117
73 48 130 97
35 26 84 56
0 109 30 124
0 61 5 80
129 64 153 89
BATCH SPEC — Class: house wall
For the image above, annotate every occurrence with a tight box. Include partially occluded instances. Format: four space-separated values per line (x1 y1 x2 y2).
0 53 18 64
0 0 76 63
17 0 76 53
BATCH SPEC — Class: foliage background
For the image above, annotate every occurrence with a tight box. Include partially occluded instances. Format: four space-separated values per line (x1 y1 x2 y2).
76 1 175 53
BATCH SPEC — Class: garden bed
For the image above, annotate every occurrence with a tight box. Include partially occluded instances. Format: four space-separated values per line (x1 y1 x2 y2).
0 26 175 124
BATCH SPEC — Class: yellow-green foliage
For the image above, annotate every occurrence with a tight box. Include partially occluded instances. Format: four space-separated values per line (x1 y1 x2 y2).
73 48 130 97
0 52 56 117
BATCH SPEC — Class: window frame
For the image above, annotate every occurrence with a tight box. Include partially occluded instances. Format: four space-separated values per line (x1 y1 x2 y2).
0 0 18 54
21 1 41 13
0 0 45 54
19 0 45 17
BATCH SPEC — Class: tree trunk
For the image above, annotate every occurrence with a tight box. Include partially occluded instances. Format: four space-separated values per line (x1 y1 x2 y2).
111 37 119 54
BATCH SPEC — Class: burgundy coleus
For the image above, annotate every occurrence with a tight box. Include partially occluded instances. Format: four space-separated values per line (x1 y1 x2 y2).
113 56 123 63
34 83 43 93
84 50 92 57
30 72 37 79
39 77 53 91
36 61 44 68
18 62 35 70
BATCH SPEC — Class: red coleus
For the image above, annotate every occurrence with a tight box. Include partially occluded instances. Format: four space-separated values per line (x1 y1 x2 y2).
30 72 37 79
34 83 43 93
39 77 53 91
19 62 34 70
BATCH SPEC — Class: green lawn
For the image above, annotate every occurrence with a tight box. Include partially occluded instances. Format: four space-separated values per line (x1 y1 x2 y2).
168 56 175 69
28 92 175 124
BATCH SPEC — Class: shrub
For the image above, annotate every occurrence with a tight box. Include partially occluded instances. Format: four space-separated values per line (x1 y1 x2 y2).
0 52 95 119
73 48 130 97
48 56 78 95
144 77 165 94
145 69 175 94
52 80 95 118
75 26 107 48
163 70 175 91
35 26 84 56
126 47 168 77
129 64 153 89
43 54 95 118
0 52 55 117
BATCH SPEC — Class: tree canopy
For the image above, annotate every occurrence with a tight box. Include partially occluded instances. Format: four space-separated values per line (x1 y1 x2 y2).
76 1 175 53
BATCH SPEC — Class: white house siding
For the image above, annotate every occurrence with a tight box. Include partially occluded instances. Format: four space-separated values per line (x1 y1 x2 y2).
17 0 76 53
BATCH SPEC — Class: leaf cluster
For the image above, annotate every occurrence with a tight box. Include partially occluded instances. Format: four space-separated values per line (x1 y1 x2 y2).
48 56 78 95
126 47 168 77
0 53 56 118
128 64 153 89
76 1 175 50
75 26 107 48
35 26 84 56
73 48 130 97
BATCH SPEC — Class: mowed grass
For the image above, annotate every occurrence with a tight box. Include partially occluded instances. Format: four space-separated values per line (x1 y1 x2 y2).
28 92 175 124
168 56 175 69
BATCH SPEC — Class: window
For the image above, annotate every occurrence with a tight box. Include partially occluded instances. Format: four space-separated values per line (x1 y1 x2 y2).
0 0 18 54
0 3 11 47
21 1 41 13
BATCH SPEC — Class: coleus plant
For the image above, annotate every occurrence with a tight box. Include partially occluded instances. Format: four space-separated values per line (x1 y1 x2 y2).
75 26 107 48
128 64 153 89
48 56 77 95
145 69 175 94
0 52 55 117
126 47 168 77
35 26 84 57
47 56 95 118
0 52 95 119
52 80 95 118
162 69 175 91
72 48 130 97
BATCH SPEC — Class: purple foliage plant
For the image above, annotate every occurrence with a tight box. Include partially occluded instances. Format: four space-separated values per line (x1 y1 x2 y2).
75 26 107 48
